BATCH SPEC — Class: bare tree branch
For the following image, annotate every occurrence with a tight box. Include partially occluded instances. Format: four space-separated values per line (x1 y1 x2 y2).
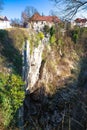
50 0 87 19
21 6 38 23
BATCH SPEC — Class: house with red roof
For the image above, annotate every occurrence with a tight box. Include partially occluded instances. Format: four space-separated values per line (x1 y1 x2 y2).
0 16 11 29
74 18 87 27
28 13 60 31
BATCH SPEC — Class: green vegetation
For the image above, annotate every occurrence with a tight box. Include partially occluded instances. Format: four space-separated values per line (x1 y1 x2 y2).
43 25 50 35
49 34 56 45
0 29 26 129
70 27 87 44
29 32 44 55
70 27 80 43
0 73 25 127
50 26 56 37
37 32 44 40
58 37 64 46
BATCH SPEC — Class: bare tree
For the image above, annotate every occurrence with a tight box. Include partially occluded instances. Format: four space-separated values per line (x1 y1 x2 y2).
11 18 22 27
21 6 38 23
50 0 87 19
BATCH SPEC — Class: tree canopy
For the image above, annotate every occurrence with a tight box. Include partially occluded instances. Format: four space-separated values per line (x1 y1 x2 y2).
50 0 87 19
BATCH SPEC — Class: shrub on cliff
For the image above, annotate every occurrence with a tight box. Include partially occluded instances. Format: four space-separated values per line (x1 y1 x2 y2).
50 26 56 37
0 73 25 127
49 35 56 45
43 25 50 35
37 32 44 40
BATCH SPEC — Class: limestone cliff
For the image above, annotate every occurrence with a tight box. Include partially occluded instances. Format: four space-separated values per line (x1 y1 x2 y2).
24 40 45 91
24 37 80 94
23 34 87 130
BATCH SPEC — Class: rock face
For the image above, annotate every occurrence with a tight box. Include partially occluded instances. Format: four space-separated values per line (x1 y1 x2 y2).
23 36 87 130
39 48 77 93
23 37 84 130
23 40 44 91
23 39 79 94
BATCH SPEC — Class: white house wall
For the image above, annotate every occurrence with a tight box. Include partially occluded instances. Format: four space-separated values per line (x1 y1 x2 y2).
29 21 54 31
0 20 11 29
74 21 87 27
83 22 87 27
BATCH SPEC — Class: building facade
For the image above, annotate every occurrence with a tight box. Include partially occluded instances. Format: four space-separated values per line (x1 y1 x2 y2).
0 16 11 29
74 18 87 27
29 13 60 31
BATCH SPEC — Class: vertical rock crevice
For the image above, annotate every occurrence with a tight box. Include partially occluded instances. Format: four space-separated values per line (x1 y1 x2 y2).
39 59 46 80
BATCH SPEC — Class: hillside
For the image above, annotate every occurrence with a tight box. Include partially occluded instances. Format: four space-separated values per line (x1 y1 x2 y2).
0 27 87 130
0 28 27 129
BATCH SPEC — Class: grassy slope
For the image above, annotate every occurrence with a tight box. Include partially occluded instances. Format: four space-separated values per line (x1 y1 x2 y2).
0 28 27 129
0 28 27 75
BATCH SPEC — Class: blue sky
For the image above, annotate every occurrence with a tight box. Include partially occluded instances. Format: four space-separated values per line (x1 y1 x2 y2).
1 0 55 20
1 0 87 20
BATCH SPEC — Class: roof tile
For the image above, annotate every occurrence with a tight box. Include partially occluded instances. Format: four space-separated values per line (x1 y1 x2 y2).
29 13 60 23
